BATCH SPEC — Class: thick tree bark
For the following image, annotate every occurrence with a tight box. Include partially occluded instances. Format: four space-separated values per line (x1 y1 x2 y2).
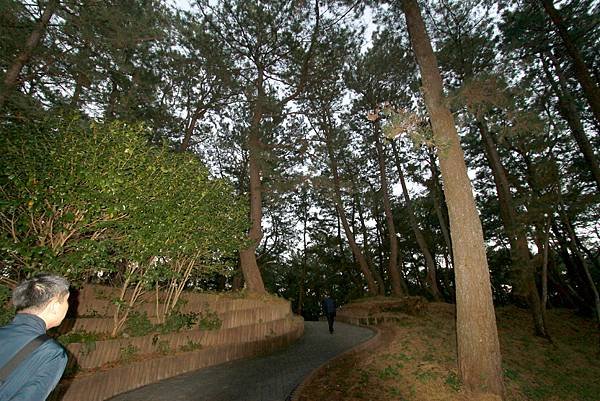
373 122 404 296
239 71 267 293
477 119 548 337
0 0 58 109
540 52 600 191
238 5 320 293
391 141 441 300
401 0 504 397
322 120 378 294
539 0 600 124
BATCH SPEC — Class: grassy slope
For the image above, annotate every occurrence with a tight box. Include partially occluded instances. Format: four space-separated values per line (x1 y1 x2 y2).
297 302 600 401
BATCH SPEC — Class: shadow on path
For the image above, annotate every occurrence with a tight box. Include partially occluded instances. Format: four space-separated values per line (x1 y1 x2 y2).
108 321 374 401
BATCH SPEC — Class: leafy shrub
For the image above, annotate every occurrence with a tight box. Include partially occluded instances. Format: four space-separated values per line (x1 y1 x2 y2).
158 311 199 334
0 117 249 285
198 309 222 330
57 330 99 355
57 330 100 345
123 311 154 337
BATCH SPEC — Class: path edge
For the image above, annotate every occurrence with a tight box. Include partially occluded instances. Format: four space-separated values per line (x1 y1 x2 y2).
289 323 382 401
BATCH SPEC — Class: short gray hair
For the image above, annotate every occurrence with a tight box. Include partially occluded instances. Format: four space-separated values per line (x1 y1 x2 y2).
12 274 70 312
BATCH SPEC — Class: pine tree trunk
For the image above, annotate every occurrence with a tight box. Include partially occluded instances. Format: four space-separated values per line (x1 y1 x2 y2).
401 0 504 397
539 0 600 124
541 215 551 317
546 248 586 308
521 151 594 313
373 122 404 295
323 121 378 294
397 252 410 294
239 72 267 293
477 119 548 337
180 107 207 152
354 187 386 294
558 207 600 326
297 200 309 315
552 222 593 304
391 141 442 300
0 0 58 109
540 52 600 191
70 79 82 108
338 212 365 291
239 132 266 293
106 78 119 119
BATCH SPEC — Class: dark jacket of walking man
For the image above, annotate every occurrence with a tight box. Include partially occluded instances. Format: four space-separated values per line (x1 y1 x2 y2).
322 296 336 334
0 274 70 401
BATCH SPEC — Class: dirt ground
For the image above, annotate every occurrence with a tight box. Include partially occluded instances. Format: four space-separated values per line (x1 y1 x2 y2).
295 301 600 401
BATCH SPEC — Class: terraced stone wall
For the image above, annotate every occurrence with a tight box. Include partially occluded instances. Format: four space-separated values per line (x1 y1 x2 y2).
51 285 304 401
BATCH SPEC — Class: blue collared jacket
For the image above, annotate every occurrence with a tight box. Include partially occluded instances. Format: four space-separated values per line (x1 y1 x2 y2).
0 313 67 401
322 297 336 315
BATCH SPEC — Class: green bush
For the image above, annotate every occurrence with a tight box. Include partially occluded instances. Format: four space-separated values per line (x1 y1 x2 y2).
0 117 249 285
158 311 199 334
57 330 99 355
198 309 222 330
57 330 100 345
123 311 154 337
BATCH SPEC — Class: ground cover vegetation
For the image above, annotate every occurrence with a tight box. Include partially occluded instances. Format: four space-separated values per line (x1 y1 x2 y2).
0 0 598 399
297 300 600 401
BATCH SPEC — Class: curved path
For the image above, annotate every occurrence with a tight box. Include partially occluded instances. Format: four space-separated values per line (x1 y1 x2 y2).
108 321 374 401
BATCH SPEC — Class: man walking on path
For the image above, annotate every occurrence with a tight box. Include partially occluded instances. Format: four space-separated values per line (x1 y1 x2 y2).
322 295 336 334
0 274 70 401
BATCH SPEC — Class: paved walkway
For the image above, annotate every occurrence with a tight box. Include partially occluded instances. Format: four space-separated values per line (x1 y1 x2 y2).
108 321 374 401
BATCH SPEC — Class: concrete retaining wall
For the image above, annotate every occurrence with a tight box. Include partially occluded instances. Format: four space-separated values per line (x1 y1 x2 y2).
74 285 275 317
59 302 292 334
51 285 304 401
54 318 303 401
67 316 300 369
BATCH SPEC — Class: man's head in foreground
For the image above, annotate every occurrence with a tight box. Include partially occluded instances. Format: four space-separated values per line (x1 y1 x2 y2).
12 274 70 329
